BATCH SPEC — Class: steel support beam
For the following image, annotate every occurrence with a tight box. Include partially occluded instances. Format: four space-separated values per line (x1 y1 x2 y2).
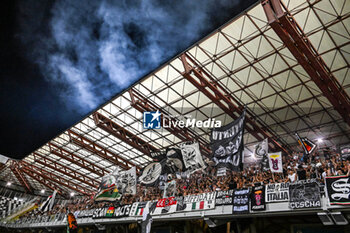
19 161 92 196
67 130 140 171
128 88 211 156
32 152 99 189
18 165 66 197
48 142 107 177
262 0 350 127
10 161 32 193
21 172 66 197
93 112 158 156
180 53 289 154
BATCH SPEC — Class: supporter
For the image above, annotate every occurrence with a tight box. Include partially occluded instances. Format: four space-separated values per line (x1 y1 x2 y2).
286 169 297 183
67 210 78 233
296 165 306 180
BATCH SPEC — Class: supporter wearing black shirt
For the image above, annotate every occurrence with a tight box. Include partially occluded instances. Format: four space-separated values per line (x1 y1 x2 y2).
229 180 237 190
309 168 317 179
297 165 306 180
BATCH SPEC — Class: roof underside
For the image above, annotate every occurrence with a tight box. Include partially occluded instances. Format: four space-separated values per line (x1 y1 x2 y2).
1 0 349 196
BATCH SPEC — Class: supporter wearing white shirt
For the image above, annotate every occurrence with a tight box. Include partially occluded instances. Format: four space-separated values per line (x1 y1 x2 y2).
287 169 297 183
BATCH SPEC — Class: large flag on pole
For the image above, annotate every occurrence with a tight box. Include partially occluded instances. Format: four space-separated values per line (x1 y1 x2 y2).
180 142 206 174
295 133 316 155
39 190 57 212
141 202 152 233
117 167 137 195
268 152 283 173
244 138 269 170
210 110 245 171
95 168 122 202
94 186 121 202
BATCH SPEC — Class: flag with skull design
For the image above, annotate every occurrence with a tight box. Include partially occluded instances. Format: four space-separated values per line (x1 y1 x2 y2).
210 110 245 171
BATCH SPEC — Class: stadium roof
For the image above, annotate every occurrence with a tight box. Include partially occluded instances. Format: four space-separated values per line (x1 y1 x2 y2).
0 0 349 197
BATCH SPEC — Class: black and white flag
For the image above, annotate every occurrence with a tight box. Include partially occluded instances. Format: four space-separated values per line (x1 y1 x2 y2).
233 188 250 214
216 167 227 177
151 148 184 175
118 167 137 195
325 175 350 205
158 175 167 191
180 142 206 173
139 162 162 186
164 148 185 174
244 138 269 170
141 202 156 233
340 144 350 161
257 139 269 170
163 180 177 198
210 111 245 171
289 180 321 209
215 190 233 206
265 183 289 203
114 205 131 218
39 190 57 213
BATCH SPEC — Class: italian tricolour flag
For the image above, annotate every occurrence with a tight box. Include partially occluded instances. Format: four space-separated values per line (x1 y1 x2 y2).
191 201 205 210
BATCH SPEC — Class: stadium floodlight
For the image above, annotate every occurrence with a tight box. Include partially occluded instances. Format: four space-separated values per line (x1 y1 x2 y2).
40 189 45 194
317 212 334 225
6 182 11 186
330 212 348 225
317 138 323 143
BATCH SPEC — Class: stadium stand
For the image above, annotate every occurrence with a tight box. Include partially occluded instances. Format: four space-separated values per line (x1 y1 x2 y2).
1 0 350 232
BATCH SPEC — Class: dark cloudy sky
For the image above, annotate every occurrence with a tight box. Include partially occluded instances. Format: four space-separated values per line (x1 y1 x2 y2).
0 0 258 159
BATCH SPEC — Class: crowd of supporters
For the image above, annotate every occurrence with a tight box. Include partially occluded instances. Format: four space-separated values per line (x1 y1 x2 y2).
4 147 350 223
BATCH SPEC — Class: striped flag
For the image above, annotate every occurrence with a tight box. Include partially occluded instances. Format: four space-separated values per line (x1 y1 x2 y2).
39 190 57 213
136 205 145 216
191 201 205 210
